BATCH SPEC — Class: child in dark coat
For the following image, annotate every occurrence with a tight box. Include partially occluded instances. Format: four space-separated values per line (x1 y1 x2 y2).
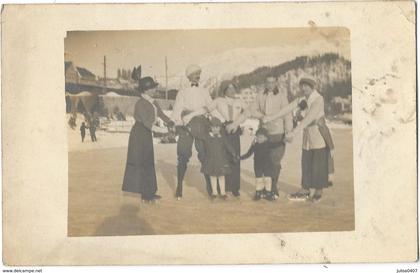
200 117 238 200
241 127 281 201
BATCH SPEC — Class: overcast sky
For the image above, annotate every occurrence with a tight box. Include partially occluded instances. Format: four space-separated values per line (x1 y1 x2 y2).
65 28 350 80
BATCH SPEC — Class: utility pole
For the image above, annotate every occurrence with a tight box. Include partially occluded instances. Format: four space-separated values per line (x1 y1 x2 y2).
102 55 107 94
165 56 168 100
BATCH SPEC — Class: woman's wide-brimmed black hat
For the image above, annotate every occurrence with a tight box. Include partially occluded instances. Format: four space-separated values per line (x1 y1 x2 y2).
138 76 159 92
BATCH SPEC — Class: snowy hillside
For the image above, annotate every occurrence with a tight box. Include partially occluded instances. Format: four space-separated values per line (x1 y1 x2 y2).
167 42 348 89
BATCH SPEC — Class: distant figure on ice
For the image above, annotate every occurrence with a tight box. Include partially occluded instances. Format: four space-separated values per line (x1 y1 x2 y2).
68 114 77 130
240 127 280 201
160 128 177 144
89 122 97 142
198 117 238 200
171 64 214 200
122 77 174 203
80 122 87 143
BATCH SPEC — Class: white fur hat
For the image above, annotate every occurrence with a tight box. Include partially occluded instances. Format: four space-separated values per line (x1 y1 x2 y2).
185 64 202 77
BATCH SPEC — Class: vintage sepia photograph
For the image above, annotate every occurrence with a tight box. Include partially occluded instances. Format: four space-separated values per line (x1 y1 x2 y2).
65 28 353 236
2 1 417 266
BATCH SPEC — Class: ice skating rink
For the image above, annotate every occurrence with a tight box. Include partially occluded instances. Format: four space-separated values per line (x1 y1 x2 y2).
68 127 354 236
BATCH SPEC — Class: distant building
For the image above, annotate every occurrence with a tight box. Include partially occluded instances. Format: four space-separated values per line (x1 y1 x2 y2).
76 67 97 85
155 88 179 100
65 61 97 86
154 99 175 111
65 62 79 84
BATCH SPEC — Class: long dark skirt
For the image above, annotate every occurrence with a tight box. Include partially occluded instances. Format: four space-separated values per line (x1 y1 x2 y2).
224 129 241 194
122 122 157 199
301 148 329 190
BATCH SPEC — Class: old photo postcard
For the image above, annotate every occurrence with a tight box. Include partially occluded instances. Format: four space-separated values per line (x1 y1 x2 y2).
2 1 417 265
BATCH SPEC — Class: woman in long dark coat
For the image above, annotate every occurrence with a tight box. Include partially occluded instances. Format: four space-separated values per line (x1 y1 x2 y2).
122 77 174 202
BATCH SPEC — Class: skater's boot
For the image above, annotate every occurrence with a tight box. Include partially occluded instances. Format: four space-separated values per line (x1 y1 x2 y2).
253 191 262 201
271 178 279 200
264 191 276 201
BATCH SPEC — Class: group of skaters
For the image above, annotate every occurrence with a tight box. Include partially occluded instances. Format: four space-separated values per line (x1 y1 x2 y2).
122 64 334 204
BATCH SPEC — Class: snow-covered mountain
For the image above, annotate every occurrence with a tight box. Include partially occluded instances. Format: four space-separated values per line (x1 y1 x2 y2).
167 42 349 89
